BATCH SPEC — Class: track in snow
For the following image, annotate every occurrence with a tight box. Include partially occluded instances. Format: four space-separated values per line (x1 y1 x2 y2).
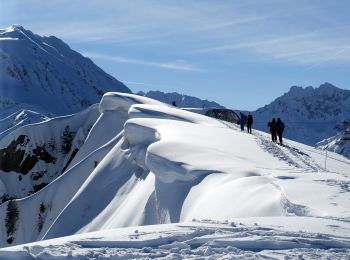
2 220 350 259
255 132 324 172
221 121 324 172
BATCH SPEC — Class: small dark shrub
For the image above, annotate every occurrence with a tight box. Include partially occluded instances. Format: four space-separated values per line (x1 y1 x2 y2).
5 200 19 243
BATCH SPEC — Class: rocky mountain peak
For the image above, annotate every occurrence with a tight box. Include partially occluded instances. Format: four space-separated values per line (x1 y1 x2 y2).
0 25 131 117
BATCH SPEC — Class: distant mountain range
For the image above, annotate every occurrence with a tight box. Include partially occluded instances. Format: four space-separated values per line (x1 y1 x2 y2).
0 25 130 117
137 90 225 109
252 83 350 147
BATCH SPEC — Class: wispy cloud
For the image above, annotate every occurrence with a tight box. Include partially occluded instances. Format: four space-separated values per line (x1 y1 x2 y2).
83 52 200 72
190 34 317 54
190 30 350 65
121 81 149 86
4 0 350 68
192 16 266 32
303 45 350 71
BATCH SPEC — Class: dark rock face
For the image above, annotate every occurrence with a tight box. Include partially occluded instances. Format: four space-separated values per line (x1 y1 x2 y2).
31 182 48 194
205 109 240 124
0 135 28 173
60 148 79 174
31 171 46 181
0 135 56 175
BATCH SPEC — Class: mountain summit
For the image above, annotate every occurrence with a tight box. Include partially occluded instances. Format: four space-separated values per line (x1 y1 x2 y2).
254 83 350 145
0 25 130 116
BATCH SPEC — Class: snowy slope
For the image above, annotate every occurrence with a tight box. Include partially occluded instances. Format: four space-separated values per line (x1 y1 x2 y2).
137 90 225 109
0 92 349 259
317 121 350 159
0 25 130 117
0 110 49 140
253 83 350 146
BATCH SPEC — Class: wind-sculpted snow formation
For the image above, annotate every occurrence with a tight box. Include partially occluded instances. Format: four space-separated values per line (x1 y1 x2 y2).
0 93 349 258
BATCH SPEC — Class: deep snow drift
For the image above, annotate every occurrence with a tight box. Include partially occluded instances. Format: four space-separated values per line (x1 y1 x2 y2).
0 92 349 258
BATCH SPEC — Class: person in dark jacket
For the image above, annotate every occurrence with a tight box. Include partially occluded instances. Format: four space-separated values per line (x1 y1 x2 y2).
246 114 253 134
240 112 247 131
268 118 277 142
276 118 285 145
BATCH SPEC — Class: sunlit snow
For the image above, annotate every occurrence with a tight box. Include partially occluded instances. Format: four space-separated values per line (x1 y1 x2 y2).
0 92 349 258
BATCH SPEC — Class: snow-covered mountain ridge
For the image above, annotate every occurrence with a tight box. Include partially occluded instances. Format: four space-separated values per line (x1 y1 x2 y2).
253 83 350 146
317 121 350 159
0 92 349 259
0 25 130 117
0 110 49 140
0 105 99 201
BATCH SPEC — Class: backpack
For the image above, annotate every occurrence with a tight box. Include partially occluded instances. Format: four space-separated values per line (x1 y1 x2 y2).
276 121 284 131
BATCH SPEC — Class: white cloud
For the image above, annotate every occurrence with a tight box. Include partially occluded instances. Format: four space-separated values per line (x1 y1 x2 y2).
83 52 200 72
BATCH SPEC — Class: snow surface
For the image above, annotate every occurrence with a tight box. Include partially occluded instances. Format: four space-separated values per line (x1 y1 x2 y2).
1 218 350 259
0 92 349 258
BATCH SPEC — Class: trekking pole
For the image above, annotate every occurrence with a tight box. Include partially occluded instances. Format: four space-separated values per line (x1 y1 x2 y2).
324 146 328 170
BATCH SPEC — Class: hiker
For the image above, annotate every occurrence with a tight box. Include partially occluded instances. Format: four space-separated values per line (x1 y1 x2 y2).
276 118 285 145
268 118 277 142
246 113 253 134
240 112 247 131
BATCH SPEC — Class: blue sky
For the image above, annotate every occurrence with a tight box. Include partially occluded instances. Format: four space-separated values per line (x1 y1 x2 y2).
1 0 350 110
